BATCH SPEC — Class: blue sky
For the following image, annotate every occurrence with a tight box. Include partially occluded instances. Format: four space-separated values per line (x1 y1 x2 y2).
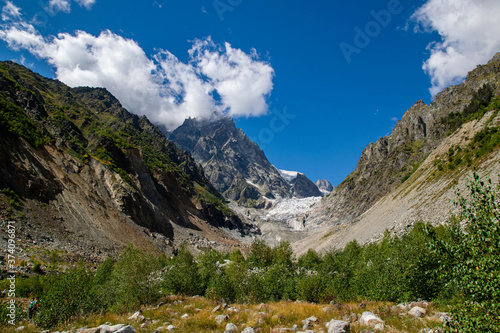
1 0 499 185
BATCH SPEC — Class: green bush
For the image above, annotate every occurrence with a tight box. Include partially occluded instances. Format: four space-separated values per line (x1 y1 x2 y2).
35 265 97 328
110 245 163 310
162 244 203 296
429 173 500 332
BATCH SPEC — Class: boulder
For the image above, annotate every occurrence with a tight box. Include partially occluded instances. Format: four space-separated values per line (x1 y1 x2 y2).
225 323 238 333
302 316 318 329
216 314 230 325
409 306 427 318
360 312 384 330
326 319 350 333
166 325 177 332
212 305 221 313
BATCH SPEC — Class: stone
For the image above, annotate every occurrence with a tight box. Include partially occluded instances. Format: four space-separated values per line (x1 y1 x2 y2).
97 324 125 333
326 319 350 333
166 325 177 332
140 322 149 328
15 327 25 332
181 313 189 319
302 316 318 330
227 307 239 313
128 311 144 322
409 306 427 318
360 312 384 330
115 326 136 333
212 305 221 313
241 328 256 333
225 323 238 333
216 314 229 325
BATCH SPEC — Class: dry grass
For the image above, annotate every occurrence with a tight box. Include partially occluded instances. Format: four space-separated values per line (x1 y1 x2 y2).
1 296 445 333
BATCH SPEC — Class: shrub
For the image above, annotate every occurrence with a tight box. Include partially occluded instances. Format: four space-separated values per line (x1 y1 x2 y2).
35 265 97 328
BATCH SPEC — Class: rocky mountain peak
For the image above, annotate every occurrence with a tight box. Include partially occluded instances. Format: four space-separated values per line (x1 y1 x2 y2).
169 117 321 207
316 179 334 194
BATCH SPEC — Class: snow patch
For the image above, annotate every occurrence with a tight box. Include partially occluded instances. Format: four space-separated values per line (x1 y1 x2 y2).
278 169 301 183
264 196 322 230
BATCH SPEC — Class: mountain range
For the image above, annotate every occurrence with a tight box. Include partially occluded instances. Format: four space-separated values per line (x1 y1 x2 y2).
1 53 500 261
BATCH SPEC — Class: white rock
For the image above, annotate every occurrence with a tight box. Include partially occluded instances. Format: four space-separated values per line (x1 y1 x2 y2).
360 311 385 330
115 326 136 333
326 319 350 333
99 324 125 332
15 327 25 332
409 306 427 318
225 323 238 332
166 325 177 332
216 314 229 325
181 313 189 319
127 311 144 322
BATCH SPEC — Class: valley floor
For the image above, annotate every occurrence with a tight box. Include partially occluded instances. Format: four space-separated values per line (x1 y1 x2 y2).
2 295 447 333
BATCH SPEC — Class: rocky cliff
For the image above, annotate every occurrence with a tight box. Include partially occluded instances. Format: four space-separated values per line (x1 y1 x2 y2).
0 61 257 261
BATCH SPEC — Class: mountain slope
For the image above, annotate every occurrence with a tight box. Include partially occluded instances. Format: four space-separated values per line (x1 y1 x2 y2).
169 117 321 207
296 53 500 253
0 61 256 260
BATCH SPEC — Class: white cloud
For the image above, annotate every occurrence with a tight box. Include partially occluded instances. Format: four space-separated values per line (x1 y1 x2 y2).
189 38 274 118
49 0 71 14
1 1 21 21
74 0 96 10
0 6 275 130
412 0 500 96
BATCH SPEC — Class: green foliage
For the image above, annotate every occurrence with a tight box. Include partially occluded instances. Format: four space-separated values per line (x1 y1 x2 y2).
297 249 322 270
441 83 495 131
246 239 273 268
162 244 203 296
35 264 98 328
110 245 163 310
428 173 500 332
1 187 23 210
0 93 46 147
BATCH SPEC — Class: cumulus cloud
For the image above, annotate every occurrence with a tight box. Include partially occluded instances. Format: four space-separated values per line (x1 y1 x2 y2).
189 38 274 118
0 4 275 130
412 0 500 96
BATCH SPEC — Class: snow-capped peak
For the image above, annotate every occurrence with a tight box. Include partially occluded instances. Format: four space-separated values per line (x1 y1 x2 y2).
278 169 302 183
